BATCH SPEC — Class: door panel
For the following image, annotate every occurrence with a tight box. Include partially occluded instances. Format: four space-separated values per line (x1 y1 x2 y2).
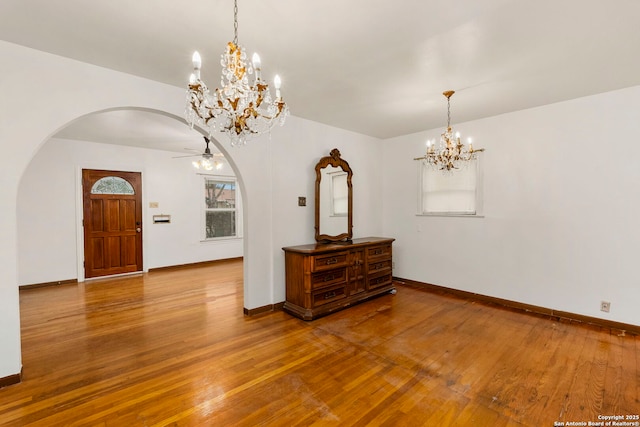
106 200 122 231
123 235 138 266
122 200 137 230
91 239 105 269
83 169 143 278
91 200 104 231
107 236 121 267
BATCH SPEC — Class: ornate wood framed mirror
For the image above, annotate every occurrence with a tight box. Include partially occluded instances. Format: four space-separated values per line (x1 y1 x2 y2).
315 148 353 242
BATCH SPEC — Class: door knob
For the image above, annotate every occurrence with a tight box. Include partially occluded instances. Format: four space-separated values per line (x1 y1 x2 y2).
136 227 141 232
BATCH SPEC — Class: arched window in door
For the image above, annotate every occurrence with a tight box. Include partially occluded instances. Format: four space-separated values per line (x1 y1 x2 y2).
90 176 135 195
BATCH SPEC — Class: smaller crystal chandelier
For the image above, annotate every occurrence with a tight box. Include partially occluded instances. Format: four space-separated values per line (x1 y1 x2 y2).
415 90 484 171
186 0 289 146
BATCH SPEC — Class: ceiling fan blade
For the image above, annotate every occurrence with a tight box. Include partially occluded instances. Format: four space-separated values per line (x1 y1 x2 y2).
171 154 201 159
172 136 223 160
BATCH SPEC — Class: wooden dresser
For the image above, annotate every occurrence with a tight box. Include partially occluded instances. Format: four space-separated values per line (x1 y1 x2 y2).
282 237 395 320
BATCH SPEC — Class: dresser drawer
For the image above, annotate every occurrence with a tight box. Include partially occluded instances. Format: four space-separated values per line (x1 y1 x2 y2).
366 244 392 260
368 259 392 274
367 271 393 290
311 267 347 290
311 251 349 272
312 284 347 307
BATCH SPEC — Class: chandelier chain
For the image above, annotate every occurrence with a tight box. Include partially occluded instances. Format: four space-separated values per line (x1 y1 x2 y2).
447 96 451 128
233 0 239 46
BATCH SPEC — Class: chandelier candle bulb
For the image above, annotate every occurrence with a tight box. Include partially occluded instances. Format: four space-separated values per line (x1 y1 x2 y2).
192 51 201 79
252 53 261 79
192 51 201 69
274 75 282 99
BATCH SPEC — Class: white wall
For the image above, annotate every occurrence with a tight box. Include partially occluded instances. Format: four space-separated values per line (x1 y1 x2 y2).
17 137 243 286
382 86 640 327
0 40 385 380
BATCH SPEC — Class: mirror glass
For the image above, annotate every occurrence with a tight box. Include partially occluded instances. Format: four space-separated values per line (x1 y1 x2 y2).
315 149 352 242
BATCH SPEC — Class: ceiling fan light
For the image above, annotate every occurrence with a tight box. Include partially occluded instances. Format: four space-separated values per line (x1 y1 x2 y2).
201 159 214 170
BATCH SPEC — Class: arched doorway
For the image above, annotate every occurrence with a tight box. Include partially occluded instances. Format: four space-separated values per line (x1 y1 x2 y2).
17 107 246 287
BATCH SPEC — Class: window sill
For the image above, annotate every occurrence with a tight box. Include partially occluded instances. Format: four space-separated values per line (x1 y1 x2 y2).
200 236 243 243
416 213 485 218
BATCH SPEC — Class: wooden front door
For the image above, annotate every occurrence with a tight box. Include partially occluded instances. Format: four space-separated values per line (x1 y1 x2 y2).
82 169 143 279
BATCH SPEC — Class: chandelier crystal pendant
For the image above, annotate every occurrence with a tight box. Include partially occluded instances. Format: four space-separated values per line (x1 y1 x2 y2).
416 90 484 171
185 0 289 147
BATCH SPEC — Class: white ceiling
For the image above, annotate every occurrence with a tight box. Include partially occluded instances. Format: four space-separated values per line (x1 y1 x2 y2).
55 110 209 154
2 0 640 150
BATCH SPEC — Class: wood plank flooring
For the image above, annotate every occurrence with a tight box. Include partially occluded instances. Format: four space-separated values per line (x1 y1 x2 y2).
1 258 638 426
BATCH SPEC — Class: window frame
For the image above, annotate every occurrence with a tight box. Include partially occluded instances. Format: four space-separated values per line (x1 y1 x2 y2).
417 156 484 218
201 175 240 241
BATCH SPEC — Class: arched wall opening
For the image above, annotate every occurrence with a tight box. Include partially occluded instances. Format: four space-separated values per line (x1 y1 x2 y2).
17 106 250 298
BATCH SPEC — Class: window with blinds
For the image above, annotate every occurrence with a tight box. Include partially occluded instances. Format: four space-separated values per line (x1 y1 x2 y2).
419 158 482 216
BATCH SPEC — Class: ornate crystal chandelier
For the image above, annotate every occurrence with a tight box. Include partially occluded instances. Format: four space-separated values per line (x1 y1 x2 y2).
416 90 484 171
186 0 289 146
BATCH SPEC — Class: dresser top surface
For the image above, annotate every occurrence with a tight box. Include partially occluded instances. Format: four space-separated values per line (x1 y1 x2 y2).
282 237 394 254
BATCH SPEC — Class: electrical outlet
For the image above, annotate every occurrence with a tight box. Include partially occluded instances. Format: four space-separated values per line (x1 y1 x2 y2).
600 301 611 313
298 197 306 207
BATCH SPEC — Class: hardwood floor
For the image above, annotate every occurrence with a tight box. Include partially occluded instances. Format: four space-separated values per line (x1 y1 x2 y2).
2 259 638 426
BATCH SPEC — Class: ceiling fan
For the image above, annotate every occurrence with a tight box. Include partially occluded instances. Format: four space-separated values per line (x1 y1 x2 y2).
173 136 224 170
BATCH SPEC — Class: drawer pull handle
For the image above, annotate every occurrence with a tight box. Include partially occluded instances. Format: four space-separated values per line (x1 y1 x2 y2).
326 258 338 265
324 291 336 299
324 274 335 282
374 249 383 255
